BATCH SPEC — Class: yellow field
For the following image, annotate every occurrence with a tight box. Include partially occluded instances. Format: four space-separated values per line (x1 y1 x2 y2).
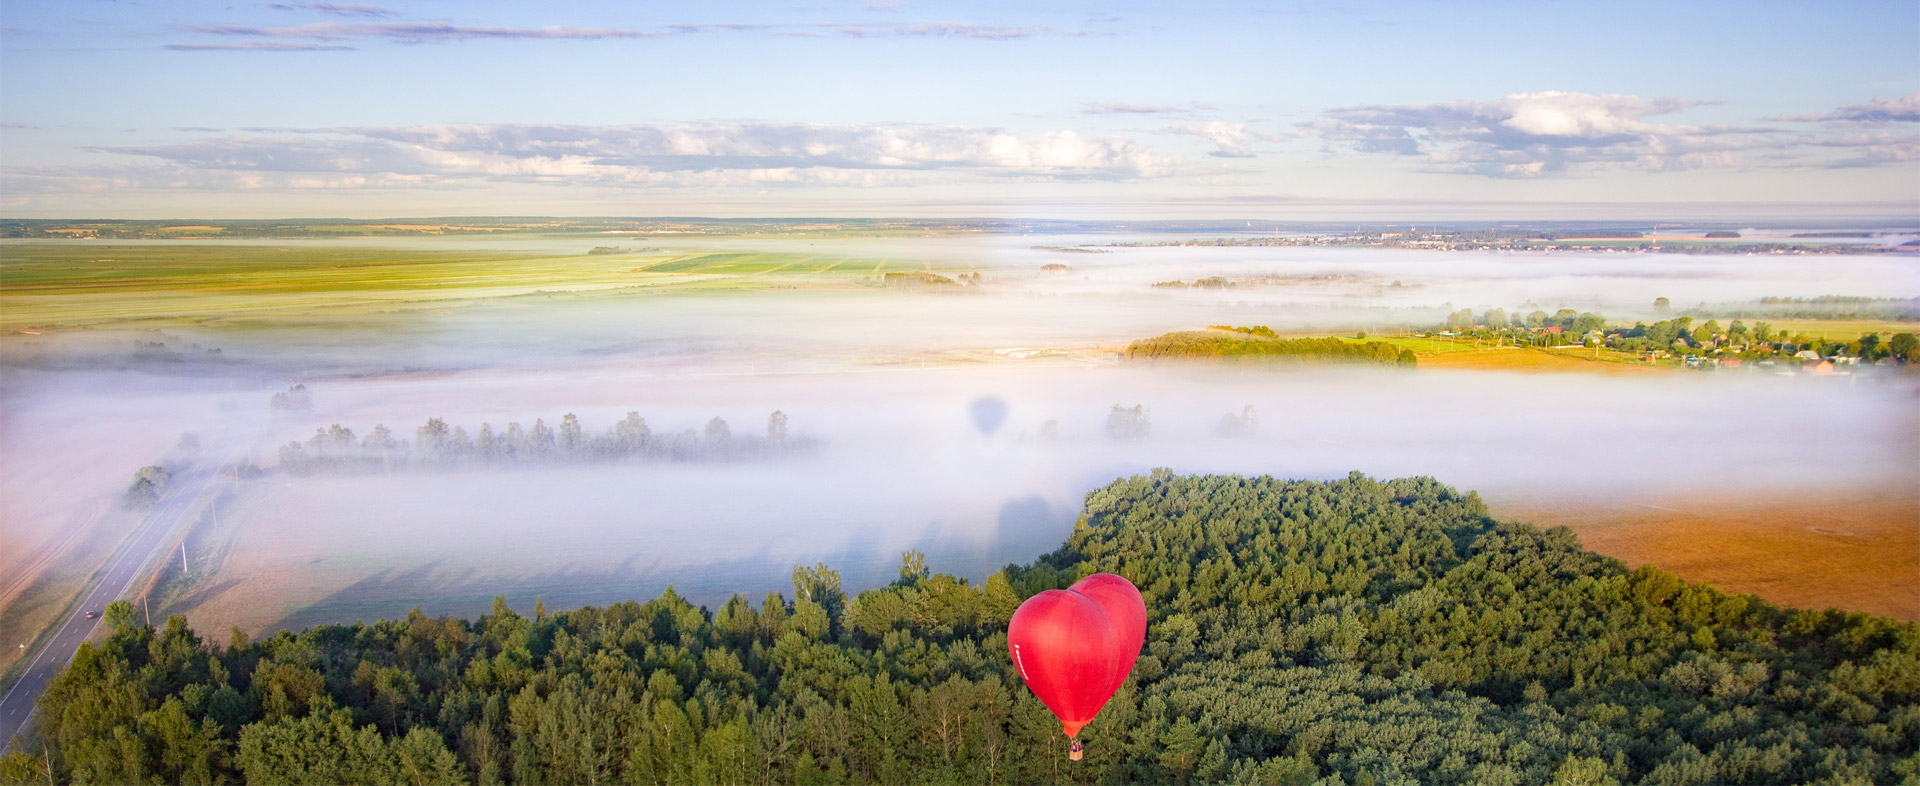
1331 335 1669 374
1494 488 1920 621
1416 348 1669 374
357 224 515 232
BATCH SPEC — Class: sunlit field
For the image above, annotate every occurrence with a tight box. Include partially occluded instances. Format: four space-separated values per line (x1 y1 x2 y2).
0 241 967 331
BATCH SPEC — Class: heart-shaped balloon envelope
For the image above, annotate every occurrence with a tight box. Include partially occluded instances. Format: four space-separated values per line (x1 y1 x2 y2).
1007 573 1147 737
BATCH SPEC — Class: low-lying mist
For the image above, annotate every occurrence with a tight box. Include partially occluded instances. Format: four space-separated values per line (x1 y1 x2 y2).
133 362 1920 631
2 236 1915 633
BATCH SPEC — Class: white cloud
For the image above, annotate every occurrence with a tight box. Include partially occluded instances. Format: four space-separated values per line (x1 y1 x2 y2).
185 22 659 42
1083 102 1181 115
171 15 1078 50
1490 91 1710 137
1168 122 1257 158
264 3 398 18
1799 130 1920 168
344 123 1163 176
796 21 1081 39
75 122 1171 192
1776 93 1920 124
1306 91 1820 177
167 41 356 51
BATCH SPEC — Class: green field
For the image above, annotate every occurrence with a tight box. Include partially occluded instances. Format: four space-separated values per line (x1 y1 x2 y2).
1327 334 1459 353
0 243 932 330
0 217 996 240
1753 318 1917 339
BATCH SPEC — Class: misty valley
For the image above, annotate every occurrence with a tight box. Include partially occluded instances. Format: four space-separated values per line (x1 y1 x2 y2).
4 224 1914 630
0 222 1915 783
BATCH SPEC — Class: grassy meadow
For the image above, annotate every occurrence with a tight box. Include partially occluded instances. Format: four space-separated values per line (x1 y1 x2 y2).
0 242 944 331
1757 318 1917 340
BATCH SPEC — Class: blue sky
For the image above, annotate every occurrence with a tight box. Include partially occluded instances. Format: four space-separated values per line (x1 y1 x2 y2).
2 0 1915 218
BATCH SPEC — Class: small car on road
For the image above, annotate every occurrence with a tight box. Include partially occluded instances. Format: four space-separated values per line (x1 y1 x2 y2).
83 610 99 620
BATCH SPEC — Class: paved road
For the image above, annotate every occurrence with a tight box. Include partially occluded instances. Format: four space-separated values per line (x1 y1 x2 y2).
0 454 232 754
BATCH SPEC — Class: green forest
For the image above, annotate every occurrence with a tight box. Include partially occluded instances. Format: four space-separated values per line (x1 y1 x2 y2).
1125 328 1418 367
6 472 1916 785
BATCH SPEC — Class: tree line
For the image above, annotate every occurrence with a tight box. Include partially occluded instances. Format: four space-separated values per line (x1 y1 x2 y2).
6 472 1915 784
1125 328 1418 368
1693 296 1920 322
1616 318 1917 363
277 412 814 475
1440 307 1605 338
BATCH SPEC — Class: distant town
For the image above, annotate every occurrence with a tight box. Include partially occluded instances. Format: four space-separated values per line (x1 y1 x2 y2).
1108 227 1920 255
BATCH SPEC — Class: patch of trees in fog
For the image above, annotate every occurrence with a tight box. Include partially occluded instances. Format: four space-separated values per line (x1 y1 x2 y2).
1215 405 1258 438
1105 405 1151 441
1697 295 1920 322
269 384 313 412
1126 327 1418 367
276 411 814 475
120 465 172 508
5 336 233 373
10 472 1916 784
1151 276 1233 289
879 271 982 287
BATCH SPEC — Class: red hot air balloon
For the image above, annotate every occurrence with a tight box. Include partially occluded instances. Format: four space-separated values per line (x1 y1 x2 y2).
1006 573 1147 753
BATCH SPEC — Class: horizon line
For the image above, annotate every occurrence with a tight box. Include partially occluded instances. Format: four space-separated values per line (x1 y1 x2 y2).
4 213 1918 227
